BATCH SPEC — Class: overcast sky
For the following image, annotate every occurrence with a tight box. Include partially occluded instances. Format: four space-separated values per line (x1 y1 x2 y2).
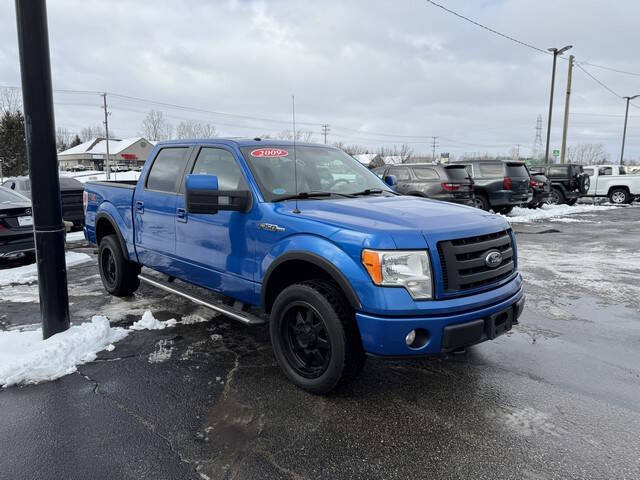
1 0 640 159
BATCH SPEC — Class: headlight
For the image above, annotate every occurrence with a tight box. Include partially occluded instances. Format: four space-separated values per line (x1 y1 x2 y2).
361 249 432 300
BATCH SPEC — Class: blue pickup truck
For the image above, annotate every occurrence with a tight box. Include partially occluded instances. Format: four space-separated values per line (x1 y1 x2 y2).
84 139 524 393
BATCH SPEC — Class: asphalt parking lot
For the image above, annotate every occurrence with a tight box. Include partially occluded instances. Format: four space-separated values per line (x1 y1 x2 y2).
1 205 639 480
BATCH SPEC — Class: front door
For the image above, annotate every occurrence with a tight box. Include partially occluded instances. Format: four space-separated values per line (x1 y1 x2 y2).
134 146 191 275
174 146 256 303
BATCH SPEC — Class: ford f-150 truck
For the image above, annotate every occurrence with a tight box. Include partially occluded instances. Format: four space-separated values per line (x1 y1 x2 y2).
84 139 525 393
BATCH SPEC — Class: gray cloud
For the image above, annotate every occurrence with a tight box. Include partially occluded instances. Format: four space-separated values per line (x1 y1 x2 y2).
1 0 639 159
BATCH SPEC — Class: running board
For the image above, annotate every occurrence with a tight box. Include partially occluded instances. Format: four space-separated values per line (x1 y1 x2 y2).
138 274 266 325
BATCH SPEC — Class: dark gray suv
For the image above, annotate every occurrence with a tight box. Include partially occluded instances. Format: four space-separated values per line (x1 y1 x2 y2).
372 163 474 206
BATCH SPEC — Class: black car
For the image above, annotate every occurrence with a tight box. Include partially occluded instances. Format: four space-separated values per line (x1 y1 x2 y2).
527 164 589 205
2 175 85 230
528 172 551 208
372 163 474 206
455 160 532 214
0 186 35 259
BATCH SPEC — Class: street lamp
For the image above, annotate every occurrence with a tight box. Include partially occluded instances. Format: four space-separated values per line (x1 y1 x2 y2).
620 94 640 165
545 45 572 164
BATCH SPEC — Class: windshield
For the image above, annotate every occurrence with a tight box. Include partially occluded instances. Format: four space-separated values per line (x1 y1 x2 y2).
241 145 391 201
0 187 30 204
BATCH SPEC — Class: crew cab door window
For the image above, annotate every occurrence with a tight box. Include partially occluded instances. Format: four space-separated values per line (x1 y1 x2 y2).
391 167 411 181
598 167 613 176
583 168 594 176
191 147 247 190
146 147 190 192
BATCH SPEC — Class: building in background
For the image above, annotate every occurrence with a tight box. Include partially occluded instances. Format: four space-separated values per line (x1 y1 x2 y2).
57 137 155 171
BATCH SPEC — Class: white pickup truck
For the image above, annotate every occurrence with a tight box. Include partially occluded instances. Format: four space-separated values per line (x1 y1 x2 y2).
582 165 640 204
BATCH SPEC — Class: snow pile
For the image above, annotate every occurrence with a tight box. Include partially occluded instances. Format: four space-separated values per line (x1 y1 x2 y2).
65 231 86 242
500 204 618 223
0 316 129 388
130 310 177 330
0 252 92 287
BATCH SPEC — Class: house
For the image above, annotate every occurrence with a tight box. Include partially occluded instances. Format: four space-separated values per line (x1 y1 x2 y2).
58 137 155 171
382 155 403 165
352 153 383 168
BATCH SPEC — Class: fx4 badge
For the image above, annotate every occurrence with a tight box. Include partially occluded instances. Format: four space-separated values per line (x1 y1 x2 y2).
258 223 285 232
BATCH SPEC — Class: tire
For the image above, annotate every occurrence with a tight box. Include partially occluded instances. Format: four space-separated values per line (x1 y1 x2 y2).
549 188 565 205
609 188 629 204
578 173 590 195
269 280 366 394
474 194 490 211
23 251 37 264
495 206 514 215
566 198 578 206
98 234 141 296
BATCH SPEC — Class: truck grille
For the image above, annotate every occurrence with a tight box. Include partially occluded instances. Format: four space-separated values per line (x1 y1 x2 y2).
437 229 515 293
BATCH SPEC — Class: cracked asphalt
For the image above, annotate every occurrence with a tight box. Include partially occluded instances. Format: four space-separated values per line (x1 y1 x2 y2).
1 205 639 480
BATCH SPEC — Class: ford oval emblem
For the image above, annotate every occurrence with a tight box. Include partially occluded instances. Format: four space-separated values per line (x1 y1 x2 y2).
484 250 503 268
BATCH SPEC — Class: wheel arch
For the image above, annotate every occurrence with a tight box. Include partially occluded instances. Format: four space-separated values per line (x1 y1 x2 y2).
261 251 361 314
95 212 129 261
607 185 630 196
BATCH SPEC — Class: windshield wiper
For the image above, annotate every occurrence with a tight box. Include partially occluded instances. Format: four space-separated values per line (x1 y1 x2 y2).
273 191 356 202
350 188 385 196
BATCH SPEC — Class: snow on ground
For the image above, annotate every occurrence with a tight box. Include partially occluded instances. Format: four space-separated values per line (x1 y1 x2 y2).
0 251 91 288
0 309 206 387
500 204 619 223
130 310 177 330
65 231 86 242
0 316 129 388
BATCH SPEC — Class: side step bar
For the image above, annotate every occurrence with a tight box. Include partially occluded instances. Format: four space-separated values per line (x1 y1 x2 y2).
138 274 266 325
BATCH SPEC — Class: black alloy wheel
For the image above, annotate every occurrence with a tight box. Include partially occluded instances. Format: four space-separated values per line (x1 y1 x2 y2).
281 301 332 378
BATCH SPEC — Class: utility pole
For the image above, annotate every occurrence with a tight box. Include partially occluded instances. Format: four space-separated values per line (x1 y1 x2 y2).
514 144 521 160
545 45 572 164
532 115 544 161
560 55 574 164
15 0 70 339
431 136 439 162
102 93 111 179
321 124 330 144
620 95 640 165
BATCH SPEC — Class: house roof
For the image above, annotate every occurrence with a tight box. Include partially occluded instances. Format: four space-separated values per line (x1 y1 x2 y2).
352 153 379 166
59 137 150 156
382 155 403 165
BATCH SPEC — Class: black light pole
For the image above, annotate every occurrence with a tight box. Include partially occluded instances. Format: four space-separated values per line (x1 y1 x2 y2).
544 45 572 164
15 0 70 339
620 95 639 166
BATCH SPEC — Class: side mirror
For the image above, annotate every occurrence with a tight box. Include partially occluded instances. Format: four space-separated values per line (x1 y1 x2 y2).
185 174 251 214
384 175 397 188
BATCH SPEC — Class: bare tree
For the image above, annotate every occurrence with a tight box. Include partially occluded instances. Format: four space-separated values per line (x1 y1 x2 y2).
140 110 173 141
567 143 609 165
0 87 21 116
175 120 218 139
376 144 413 163
276 129 315 142
332 141 369 155
80 124 109 142
56 127 73 152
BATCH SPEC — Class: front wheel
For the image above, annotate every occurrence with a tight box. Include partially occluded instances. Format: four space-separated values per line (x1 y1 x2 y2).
98 234 141 296
270 280 365 394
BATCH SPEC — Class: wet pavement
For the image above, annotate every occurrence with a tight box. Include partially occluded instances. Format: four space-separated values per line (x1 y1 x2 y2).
1 205 639 479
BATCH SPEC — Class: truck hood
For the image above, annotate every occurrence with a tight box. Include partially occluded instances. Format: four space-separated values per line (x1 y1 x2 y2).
284 195 509 247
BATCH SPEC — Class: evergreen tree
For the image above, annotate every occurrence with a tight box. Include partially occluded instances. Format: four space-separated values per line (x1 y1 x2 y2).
0 111 28 177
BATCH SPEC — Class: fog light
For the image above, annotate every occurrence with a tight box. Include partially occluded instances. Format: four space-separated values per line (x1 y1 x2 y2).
405 330 416 346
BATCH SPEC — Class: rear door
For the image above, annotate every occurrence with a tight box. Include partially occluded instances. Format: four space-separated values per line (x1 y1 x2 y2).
389 166 413 193
134 146 192 273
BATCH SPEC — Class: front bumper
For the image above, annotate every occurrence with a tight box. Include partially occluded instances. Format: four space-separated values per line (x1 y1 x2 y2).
356 287 525 356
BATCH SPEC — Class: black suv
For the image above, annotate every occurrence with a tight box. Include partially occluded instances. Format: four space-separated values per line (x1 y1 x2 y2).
527 164 589 205
456 160 532 214
372 163 474 206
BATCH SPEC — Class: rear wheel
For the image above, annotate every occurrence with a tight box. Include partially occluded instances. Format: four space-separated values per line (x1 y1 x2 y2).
495 206 513 215
566 198 578 206
270 280 365 394
549 188 565 205
609 188 629 204
474 194 489 211
98 234 141 296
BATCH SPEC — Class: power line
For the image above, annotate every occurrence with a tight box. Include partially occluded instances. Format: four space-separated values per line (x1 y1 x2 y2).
574 62 622 99
578 61 640 78
424 0 549 55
